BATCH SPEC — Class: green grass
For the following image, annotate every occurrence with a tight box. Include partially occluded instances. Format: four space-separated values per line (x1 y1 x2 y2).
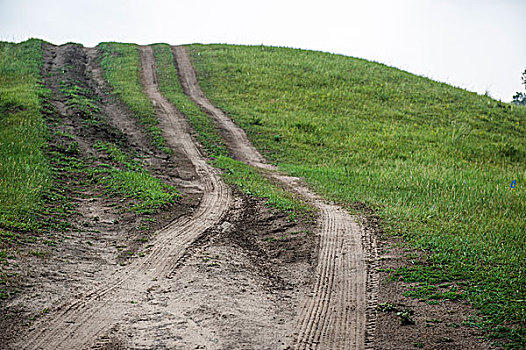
152 44 308 216
98 42 170 153
187 44 526 347
93 141 179 214
99 169 178 214
60 83 100 125
94 141 141 171
0 39 50 233
0 39 50 300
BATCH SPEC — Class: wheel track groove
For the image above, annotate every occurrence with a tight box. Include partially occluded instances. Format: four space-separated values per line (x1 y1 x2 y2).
172 45 378 350
18 45 232 350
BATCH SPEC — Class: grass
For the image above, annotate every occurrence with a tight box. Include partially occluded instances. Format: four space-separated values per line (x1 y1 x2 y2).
60 83 100 125
0 39 50 233
187 44 525 347
152 44 308 217
94 141 179 214
98 42 170 153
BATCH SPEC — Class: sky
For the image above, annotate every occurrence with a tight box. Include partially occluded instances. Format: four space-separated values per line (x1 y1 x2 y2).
1 0 525 101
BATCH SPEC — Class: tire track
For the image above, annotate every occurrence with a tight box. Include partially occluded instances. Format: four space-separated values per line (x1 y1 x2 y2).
18 45 232 349
173 45 378 349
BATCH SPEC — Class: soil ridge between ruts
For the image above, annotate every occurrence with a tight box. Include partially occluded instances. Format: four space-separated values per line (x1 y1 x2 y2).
17 45 232 350
173 45 379 350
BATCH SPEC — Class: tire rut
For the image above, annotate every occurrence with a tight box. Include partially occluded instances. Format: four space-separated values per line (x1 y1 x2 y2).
173 45 378 350
19 45 232 349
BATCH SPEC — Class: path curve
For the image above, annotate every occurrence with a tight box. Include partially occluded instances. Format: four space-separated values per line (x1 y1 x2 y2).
19 45 232 349
173 45 378 350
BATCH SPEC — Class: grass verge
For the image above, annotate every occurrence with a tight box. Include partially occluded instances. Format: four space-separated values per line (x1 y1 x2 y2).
0 39 50 233
187 44 525 347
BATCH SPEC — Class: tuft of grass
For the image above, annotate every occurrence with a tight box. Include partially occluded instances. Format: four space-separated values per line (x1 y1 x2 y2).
94 141 179 214
98 42 170 153
187 44 525 347
99 170 178 214
94 141 141 171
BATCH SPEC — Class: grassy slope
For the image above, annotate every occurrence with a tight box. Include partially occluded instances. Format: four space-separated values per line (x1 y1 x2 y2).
0 39 50 233
187 44 525 346
152 44 309 217
0 39 51 300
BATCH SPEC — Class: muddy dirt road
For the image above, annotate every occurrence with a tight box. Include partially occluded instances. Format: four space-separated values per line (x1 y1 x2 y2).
11 43 376 349
173 46 378 350
18 46 232 349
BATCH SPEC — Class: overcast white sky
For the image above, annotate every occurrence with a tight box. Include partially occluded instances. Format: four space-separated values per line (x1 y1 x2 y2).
1 0 525 101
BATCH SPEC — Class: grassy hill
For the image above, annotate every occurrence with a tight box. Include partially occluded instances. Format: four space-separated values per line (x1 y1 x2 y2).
187 44 525 346
0 40 524 347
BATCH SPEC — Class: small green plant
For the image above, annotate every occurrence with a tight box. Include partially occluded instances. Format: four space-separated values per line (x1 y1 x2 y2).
29 250 47 258
65 141 80 155
426 318 442 324
377 302 397 312
396 309 415 325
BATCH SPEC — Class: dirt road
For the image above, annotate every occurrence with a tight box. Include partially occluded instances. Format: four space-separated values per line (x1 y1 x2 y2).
13 43 376 349
173 46 378 350
17 46 232 350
